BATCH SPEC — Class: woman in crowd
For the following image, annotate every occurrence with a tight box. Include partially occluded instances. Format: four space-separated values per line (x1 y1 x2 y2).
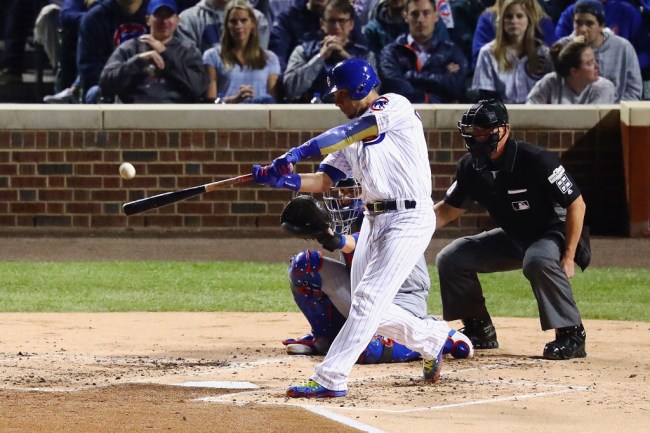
527 37 616 104
471 0 555 68
203 0 280 103
472 0 553 103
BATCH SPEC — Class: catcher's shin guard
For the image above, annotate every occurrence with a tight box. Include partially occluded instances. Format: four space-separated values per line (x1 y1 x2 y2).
357 335 420 364
289 284 346 354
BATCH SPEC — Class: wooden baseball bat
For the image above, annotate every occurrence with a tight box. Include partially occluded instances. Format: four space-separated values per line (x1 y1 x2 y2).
122 173 253 216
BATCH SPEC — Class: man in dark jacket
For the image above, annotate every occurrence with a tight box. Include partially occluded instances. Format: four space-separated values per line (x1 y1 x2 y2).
99 0 208 102
269 0 365 71
363 0 449 61
379 0 468 103
283 0 374 102
77 0 148 103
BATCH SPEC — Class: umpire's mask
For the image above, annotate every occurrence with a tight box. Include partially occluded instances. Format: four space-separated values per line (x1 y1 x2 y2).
323 178 362 235
458 99 509 172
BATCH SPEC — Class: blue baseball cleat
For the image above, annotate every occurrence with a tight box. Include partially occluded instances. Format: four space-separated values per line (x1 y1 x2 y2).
422 346 444 383
443 329 475 359
286 379 348 398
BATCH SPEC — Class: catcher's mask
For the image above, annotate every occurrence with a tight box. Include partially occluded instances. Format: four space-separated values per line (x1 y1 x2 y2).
322 178 362 235
457 99 509 172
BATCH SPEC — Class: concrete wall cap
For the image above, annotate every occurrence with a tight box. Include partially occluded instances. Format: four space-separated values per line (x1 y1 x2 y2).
101 104 270 130
0 104 102 129
620 101 650 126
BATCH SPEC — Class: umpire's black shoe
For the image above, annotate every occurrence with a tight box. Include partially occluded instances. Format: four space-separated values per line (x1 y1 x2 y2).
543 324 587 360
460 317 499 349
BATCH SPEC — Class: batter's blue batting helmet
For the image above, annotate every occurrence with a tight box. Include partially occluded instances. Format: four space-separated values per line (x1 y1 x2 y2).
322 58 380 102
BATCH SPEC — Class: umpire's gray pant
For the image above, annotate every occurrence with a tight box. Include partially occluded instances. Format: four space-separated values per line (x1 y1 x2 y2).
436 228 582 330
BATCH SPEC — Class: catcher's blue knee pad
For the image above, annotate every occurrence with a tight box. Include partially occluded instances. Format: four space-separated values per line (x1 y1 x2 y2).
289 250 323 291
289 250 345 343
357 336 421 364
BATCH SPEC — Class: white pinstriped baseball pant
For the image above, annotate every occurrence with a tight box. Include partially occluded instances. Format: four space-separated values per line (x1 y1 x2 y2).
310 200 451 391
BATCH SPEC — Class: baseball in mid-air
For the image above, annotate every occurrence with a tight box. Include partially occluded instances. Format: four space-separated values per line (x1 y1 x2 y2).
119 162 136 180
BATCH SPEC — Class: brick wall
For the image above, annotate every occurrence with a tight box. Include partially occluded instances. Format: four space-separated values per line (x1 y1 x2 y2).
0 104 633 236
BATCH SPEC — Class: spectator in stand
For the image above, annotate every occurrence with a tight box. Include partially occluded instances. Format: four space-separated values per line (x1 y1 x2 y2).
364 0 450 61
472 0 553 103
554 0 648 94
555 0 642 100
269 0 365 71
472 0 555 68
77 0 149 103
0 0 45 84
177 0 270 54
283 0 374 102
555 0 641 41
527 37 616 103
379 0 468 103
99 0 209 102
202 0 280 102
43 0 99 104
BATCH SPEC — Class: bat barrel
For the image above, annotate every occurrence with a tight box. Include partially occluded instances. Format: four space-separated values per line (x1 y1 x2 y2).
122 185 206 216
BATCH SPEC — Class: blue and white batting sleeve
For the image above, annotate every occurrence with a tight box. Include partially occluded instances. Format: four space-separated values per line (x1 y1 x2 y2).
289 115 379 160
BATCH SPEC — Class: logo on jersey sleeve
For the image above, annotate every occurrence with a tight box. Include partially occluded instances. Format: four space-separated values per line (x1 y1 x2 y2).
511 200 530 211
370 96 389 111
547 165 573 195
445 180 458 196
362 133 386 145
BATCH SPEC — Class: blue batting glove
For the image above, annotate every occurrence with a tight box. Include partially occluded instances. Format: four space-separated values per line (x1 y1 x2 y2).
252 164 279 186
275 174 301 191
272 148 301 176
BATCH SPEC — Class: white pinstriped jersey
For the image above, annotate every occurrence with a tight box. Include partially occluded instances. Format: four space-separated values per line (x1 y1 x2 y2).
321 93 432 204
310 92 449 392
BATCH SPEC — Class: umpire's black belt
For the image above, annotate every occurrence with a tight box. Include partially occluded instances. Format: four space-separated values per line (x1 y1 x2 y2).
365 200 417 214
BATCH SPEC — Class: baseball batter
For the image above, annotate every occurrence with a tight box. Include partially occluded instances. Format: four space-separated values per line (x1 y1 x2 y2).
252 58 471 398
283 180 471 363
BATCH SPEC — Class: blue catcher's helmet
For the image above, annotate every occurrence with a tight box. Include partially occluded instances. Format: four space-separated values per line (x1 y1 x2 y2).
322 58 380 102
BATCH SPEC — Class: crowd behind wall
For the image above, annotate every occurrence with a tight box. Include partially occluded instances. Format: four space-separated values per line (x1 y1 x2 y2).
0 0 649 104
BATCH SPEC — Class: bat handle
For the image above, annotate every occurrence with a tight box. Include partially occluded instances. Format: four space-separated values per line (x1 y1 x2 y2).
205 173 254 192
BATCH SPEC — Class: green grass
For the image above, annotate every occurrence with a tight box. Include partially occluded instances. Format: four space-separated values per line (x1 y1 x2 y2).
0 262 648 322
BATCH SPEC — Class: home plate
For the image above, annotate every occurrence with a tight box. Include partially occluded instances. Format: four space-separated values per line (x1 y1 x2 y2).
177 381 259 389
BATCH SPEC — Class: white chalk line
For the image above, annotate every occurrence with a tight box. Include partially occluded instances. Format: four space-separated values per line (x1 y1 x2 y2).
302 405 386 433
319 385 589 414
196 390 385 433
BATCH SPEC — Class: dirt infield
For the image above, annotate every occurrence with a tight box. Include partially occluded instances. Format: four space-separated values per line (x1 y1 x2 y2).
0 237 649 432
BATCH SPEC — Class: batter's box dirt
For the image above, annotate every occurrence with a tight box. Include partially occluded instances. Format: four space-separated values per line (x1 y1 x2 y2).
0 313 648 433
194 355 589 412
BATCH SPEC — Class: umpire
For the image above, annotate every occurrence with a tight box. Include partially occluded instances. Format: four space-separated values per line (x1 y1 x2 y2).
434 99 591 360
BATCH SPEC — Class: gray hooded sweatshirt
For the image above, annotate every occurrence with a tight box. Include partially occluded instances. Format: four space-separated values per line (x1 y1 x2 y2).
558 29 642 101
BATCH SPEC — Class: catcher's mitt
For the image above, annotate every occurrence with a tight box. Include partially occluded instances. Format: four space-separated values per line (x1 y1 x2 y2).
280 195 331 239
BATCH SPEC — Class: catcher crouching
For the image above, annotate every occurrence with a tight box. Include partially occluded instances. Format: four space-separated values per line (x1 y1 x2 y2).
280 179 473 364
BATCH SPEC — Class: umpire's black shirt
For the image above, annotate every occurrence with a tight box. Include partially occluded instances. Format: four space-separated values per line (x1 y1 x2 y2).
444 139 582 245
